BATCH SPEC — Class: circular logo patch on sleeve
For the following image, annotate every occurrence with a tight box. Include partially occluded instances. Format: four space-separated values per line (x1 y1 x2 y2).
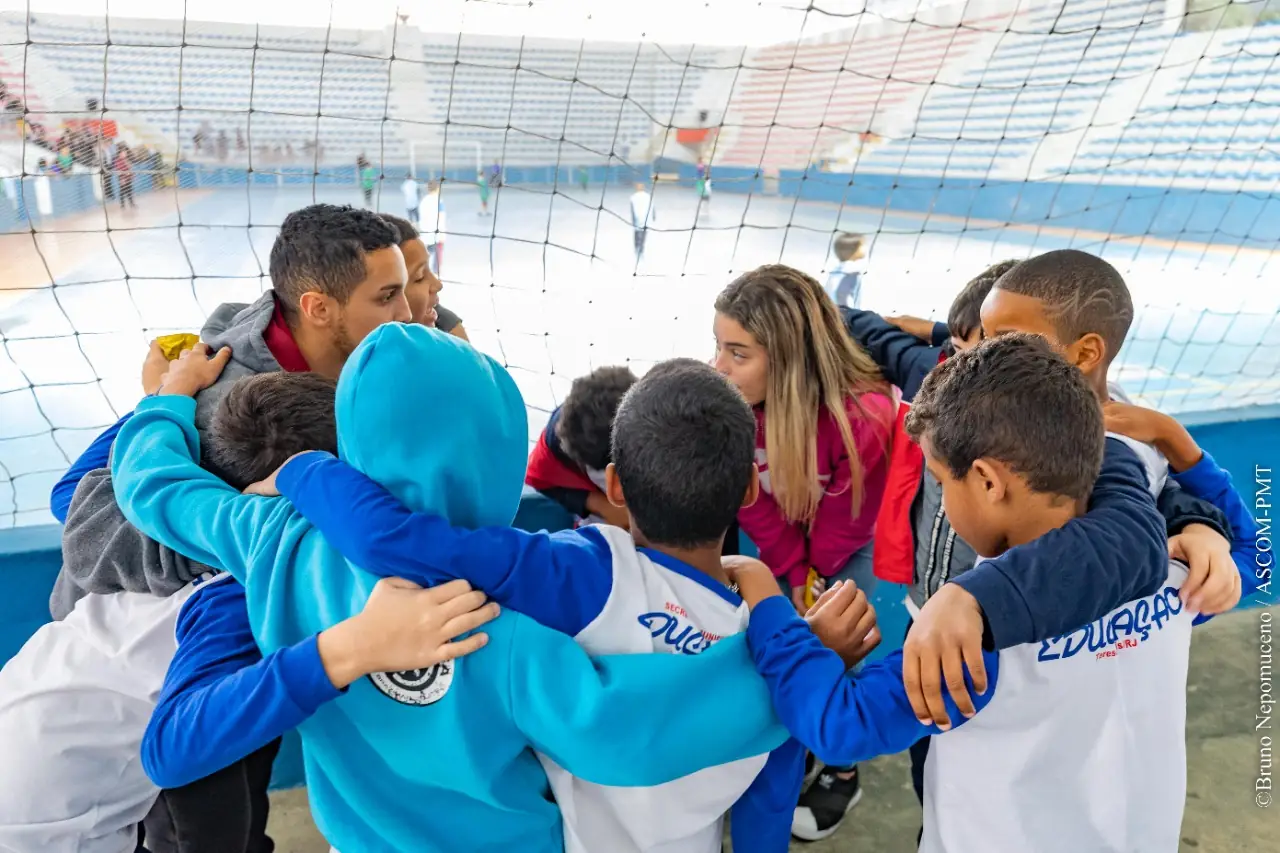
368 661 454 706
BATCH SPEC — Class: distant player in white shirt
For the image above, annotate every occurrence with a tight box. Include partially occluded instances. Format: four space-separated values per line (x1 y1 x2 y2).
400 172 420 222
419 179 445 276
825 232 866 309
630 182 655 261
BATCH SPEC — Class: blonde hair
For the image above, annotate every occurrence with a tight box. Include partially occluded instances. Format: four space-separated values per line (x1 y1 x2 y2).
715 264 888 526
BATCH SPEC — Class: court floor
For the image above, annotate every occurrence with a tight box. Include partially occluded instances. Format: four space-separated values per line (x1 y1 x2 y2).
2 181 1278 525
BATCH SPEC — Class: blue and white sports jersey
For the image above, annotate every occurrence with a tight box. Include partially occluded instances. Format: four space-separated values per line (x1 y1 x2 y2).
271 448 798 853
922 561 1195 853
924 434 1191 852
0 572 229 853
539 525 768 853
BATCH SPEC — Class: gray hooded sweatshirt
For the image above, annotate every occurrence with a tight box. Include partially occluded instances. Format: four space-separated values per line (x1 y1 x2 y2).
50 292 283 619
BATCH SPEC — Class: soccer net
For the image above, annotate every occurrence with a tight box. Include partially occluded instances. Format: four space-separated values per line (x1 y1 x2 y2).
1 0 1278 526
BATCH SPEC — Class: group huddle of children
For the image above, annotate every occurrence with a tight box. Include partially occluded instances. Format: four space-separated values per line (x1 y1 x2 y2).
0 201 1264 853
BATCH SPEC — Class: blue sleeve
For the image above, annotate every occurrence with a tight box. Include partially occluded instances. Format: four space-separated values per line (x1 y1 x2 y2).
745 597 998 767
276 451 612 636
142 577 343 789
730 739 806 853
50 411 133 523
952 437 1168 649
930 322 951 348
111 395 297 585
1173 451 1266 606
507 616 789 786
839 307 942 402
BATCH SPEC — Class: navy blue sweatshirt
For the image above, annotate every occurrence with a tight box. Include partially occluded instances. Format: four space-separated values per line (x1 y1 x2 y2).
840 308 944 403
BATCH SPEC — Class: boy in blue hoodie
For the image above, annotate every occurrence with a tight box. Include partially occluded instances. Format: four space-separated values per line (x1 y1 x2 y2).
110 328 792 853
241 358 819 853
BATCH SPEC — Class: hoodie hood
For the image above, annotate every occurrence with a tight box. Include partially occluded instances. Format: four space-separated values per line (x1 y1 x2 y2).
201 291 282 376
336 323 528 528
192 291 284 434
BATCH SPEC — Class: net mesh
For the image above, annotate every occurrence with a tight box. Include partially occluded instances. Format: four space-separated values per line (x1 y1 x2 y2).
1 0 1278 526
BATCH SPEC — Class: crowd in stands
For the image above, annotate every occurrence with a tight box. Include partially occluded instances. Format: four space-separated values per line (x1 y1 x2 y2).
0 200 1264 853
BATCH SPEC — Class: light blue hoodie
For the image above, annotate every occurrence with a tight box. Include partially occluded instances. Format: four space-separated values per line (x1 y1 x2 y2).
112 324 787 853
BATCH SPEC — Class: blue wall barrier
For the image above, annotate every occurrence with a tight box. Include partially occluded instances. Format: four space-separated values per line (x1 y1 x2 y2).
172 162 651 190
653 158 1280 246
1 415 1273 789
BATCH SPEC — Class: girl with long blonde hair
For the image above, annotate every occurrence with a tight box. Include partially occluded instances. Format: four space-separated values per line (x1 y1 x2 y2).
713 263 894 838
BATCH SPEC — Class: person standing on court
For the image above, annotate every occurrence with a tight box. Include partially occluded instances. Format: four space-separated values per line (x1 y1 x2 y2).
401 172 420 222
630 182 655 263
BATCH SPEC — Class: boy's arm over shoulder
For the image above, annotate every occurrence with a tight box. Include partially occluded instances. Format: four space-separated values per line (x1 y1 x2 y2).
506 615 788 787
746 596 996 766
840 307 943 401
55 467 204 618
142 575 342 789
111 395 296 584
951 436 1168 648
276 451 612 636
730 739 806 853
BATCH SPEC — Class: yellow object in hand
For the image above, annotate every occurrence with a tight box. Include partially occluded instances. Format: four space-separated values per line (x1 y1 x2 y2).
804 567 821 610
155 333 201 360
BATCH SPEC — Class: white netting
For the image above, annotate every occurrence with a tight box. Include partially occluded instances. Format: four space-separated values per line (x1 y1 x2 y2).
1 0 1278 525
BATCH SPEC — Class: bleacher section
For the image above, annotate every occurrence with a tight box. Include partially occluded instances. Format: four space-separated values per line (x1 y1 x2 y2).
413 37 723 170
1067 21 1280 185
854 0 1178 179
2 3 1277 187
713 8 994 171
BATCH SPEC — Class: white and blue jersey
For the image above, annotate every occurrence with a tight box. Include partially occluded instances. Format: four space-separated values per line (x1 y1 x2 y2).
0 571 229 853
276 452 803 853
742 431 1261 853
922 562 1194 853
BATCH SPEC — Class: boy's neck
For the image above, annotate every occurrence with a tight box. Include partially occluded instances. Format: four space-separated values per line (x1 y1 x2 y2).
631 530 731 586
293 324 346 381
1087 366 1110 402
1003 494 1085 550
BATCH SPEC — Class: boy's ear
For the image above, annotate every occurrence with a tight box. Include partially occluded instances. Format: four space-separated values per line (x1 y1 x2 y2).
604 463 627 508
1066 332 1107 377
740 463 761 510
970 458 1009 503
298 291 334 328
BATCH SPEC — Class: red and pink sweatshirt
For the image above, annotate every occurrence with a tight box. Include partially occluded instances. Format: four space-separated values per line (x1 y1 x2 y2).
738 391 895 588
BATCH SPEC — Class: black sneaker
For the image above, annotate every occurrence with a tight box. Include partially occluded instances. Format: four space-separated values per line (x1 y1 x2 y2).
792 765 863 841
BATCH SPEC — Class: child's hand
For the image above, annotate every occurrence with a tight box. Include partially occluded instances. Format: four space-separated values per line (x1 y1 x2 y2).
316 578 499 689
884 315 936 342
242 452 309 497
141 339 172 395
722 556 782 609
805 580 880 668
1103 401 1202 472
903 583 988 731
156 343 231 398
1170 523 1242 614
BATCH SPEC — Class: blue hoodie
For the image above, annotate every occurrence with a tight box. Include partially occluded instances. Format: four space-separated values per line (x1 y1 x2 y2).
112 324 788 853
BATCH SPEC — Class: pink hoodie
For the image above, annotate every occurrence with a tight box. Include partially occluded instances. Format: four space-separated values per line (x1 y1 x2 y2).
738 390 894 587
